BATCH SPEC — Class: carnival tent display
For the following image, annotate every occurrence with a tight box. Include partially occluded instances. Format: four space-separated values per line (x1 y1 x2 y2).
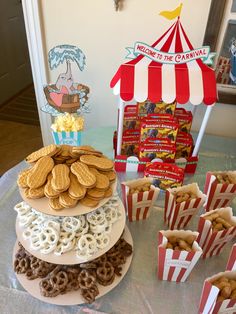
110 17 217 163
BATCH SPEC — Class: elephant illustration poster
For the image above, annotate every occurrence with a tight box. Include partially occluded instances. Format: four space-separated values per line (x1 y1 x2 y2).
41 44 90 116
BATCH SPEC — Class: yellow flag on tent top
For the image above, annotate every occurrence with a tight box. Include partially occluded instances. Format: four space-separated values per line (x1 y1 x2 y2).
159 3 183 20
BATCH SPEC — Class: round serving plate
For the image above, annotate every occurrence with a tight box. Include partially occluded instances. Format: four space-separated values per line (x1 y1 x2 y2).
19 180 117 217
15 198 126 265
13 225 133 306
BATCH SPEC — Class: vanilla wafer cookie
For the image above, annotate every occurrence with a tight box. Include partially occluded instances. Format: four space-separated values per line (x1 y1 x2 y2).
27 186 45 199
100 170 116 183
17 168 32 188
79 197 99 207
71 162 96 188
26 144 58 163
59 192 78 208
44 174 60 199
27 156 54 189
89 168 110 191
80 155 113 171
51 164 70 192
49 197 65 211
68 173 86 200
87 188 105 200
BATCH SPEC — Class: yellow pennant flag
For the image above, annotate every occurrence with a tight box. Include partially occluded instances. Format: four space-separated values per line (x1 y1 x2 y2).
159 3 183 20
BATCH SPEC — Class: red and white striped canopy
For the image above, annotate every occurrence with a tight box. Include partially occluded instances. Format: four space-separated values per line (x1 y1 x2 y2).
110 19 217 105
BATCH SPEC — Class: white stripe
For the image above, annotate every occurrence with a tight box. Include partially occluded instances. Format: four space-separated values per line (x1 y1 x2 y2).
162 29 177 104
171 250 188 281
181 251 202 282
218 299 236 313
202 286 219 314
179 26 204 105
163 249 173 280
113 79 120 95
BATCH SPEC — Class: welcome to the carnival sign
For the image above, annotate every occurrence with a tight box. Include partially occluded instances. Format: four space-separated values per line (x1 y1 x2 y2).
126 42 215 65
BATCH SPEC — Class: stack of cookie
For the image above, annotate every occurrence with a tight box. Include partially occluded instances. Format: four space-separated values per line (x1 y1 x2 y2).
17 145 116 210
14 144 134 305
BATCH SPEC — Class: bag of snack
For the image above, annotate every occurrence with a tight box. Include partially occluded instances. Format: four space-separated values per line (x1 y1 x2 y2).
121 177 160 221
137 100 176 117
175 132 193 159
204 171 236 211
158 230 202 282
145 162 184 190
198 271 236 314
197 207 236 259
165 183 206 230
174 108 193 133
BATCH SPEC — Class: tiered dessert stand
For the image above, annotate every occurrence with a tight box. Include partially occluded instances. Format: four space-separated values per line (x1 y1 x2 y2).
13 181 133 305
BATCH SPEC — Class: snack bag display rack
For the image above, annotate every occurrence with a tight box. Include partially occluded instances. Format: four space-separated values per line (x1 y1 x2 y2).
110 16 217 174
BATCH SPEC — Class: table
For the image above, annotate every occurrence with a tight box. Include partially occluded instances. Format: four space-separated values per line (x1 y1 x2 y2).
0 127 236 314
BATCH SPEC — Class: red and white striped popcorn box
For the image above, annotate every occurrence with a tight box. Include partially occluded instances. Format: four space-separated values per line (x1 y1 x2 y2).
204 171 236 211
226 244 236 271
121 177 160 222
158 230 202 282
198 271 236 314
197 207 236 259
164 183 206 230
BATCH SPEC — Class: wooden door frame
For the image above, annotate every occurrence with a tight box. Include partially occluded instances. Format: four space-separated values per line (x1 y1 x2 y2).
203 0 236 104
22 0 52 145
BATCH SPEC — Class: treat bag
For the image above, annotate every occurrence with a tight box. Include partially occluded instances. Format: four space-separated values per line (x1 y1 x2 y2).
197 207 236 259
204 172 236 211
226 244 236 271
158 230 202 282
121 178 160 222
165 183 206 230
52 130 82 146
198 271 236 314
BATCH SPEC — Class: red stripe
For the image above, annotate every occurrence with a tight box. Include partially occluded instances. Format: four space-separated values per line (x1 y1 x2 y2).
158 231 164 246
230 184 236 193
136 192 144 220
148 22 178 103
204 172 212 194
222 199 230 207
158 247 166 280
203 231 218 258
120 64 135 101
143 207 149 219
179 22 217 105
170 203 181 230
164 190 170 222
205 181 218 211
177 216 185 229
167 250 181 281
167 198 176 226
183 215 193 228
197 218 206 244
136 207 140 221
213 198 221 210
212 300 222 314
127 195 133 222
110 66 121 88
174 20 189 104
226 245 236 271
198 281 215 314
213 241 227 257
226 299 236 309
176 251 193 282
220 183 228 193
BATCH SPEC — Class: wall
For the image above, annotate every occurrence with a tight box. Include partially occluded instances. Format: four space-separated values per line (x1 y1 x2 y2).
40 0 236 137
